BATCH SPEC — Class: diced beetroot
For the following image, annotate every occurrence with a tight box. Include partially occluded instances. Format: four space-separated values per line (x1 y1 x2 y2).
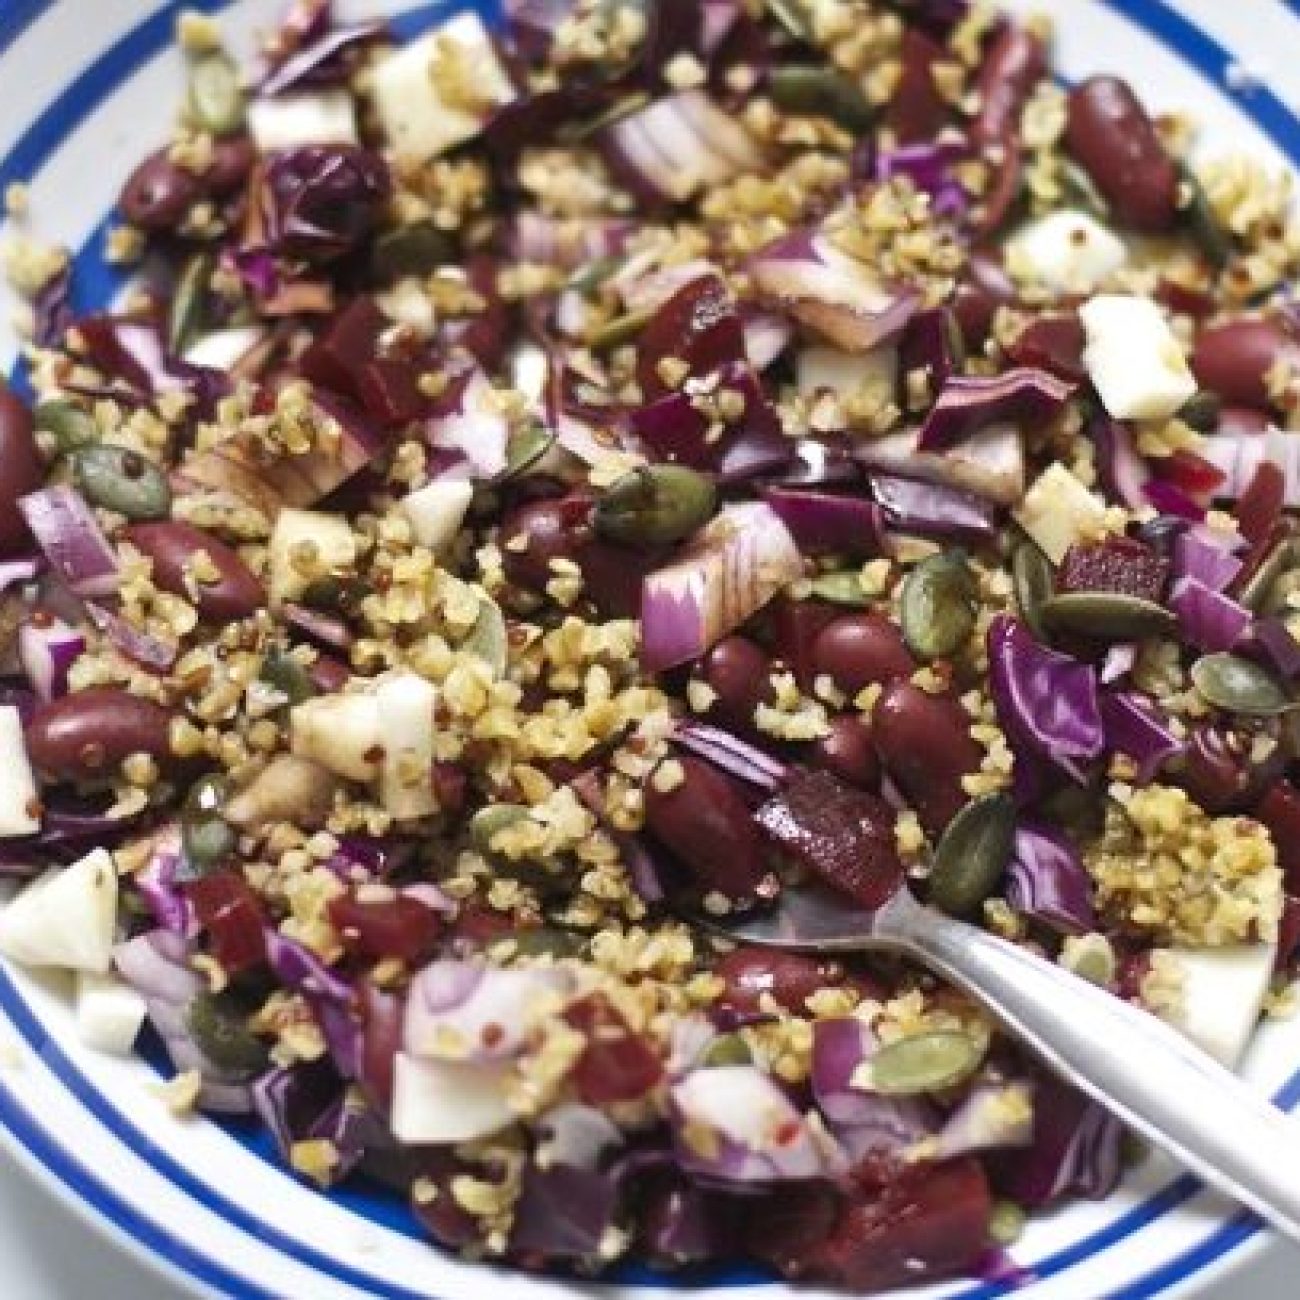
185 872 268 976
1255 780 1300 893
444 253 510 370
1237 461 1285 548
754 766 903 909
450 901 530 950
770 596 842 690
886 29 949 142
637 275 746 400
643 756 776 903
300 295 385 399
564 993 663 1105
748 1161 992 1292
1155 449 1226 499
355 355 425 426
1057 536 1169 603
357 979 403 1116
411 1150 481 1249
1005 314 1086 382
812 1160 992 1292
431 761 468 816
1277 897 1300 971
1157 276 1216 319
328 893 443 965
715 946 847 1015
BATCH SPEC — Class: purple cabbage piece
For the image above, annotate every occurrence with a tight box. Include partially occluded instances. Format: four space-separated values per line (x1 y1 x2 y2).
1100 691 1184 786
509 1163 625 1260
1089 411 1151 511
987 614 1103 783
259 21 385 96
868 473 996 541
918 368 1075 451
264 929 359 1077
1169 576 1251 653
260 146 391 263
1143 478 1204 521
135 825 194 936
875 141 970 219
32 263 74 347
1173 527 1243 593
996 1071 1123 1207
1005 821 1096 935
672 720 788 794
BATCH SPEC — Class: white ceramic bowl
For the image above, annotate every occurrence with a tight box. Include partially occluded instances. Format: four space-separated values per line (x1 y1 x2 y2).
1 2 1300 1297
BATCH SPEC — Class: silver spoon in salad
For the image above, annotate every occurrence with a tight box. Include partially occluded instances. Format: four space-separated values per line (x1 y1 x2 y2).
692 879 1300 1247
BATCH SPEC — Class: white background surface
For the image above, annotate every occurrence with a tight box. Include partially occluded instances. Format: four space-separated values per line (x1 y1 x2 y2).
0 1140 1296 1300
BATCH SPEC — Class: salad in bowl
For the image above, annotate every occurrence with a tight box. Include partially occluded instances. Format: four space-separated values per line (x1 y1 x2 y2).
0 0 1298 1292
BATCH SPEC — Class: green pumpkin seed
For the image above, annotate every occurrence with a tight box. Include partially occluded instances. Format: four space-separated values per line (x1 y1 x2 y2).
463 596 508 676
810 571 872 607
74 444 172 520
1059 933 1117 987
260 650 315 704
34 399 98 453
568 253 624 293
586 308 651 351
768 65 874 131
900 550 977 661
168 252 214 355
595 464 717 546
178 773 236 876
701 1033 752 1068
470 803 532 857
927 793 1016 917
989 1201 1027 1247
1175 390 1222 433
1058 159 1109 220
507 927 588 958
498 425 556 483
186 51 245 136
766 0 812 40
1239 538 1298 613
371 222 454 281
1191 652 1292 715
863 1030 985 1096
1040 591 1176 642
1179 168 1231 269
185 992 268 1074
1011 540 1054 642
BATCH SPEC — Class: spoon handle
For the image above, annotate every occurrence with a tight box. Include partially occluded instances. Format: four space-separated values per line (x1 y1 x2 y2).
892 905 1300 1243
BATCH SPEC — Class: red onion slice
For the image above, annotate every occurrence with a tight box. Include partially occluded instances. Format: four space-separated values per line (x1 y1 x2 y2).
917 368 1075 451
425 366 510 479
750 231 920 353
855 422 1026 505
641 501 803 673
17 614 84 702
18 487 121 599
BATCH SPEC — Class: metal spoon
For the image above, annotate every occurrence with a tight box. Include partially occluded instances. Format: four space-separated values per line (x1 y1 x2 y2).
695 884 1300 1245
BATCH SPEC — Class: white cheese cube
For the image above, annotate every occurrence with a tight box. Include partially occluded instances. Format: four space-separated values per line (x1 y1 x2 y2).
369 14 516 160
400 479 474 552
268 508 357 608
1006 210 1128 293
390 1053 515 1145
290 693 382 783
375 671 439 820
1013 462 1110 564
1162 944 1278 1068
247 90 358 152
0 706 39 838
0 849 118 974
75 971 147 1055
1081 294 1197 422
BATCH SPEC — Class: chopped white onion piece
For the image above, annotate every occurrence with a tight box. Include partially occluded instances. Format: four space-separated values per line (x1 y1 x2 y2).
268 508 356 608
1161 944 1278 1069
374 671 439 820
390 1052 516 1144
182 325 266 371
1005 210 1127 293
290 692 382 783
400 478 474 552
248 90 359 151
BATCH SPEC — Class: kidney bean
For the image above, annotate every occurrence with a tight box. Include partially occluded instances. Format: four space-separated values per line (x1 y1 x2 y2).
770 596 842 690
25 688 175 782
118 148 203 232
1192 319 1300 411
126 520 265 622
873 681 981 836
715 946 847 1015
500 492 657 618
1256 780 1300 893
811 614 915 697
702 636 774 731
1065 76 1179 231
886 29 949 144
971 26 1047 144
811 714 881 790
0 383 44 557
643 756 775 903
1176 721 1281 813
202 134 256 195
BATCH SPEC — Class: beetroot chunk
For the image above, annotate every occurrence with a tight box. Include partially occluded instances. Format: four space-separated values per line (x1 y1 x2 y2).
637 275 746 399
1058 536 1169 603
755 766 903 909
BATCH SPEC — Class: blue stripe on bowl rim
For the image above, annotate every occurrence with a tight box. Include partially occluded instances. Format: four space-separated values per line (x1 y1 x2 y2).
0 1 1298 1297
